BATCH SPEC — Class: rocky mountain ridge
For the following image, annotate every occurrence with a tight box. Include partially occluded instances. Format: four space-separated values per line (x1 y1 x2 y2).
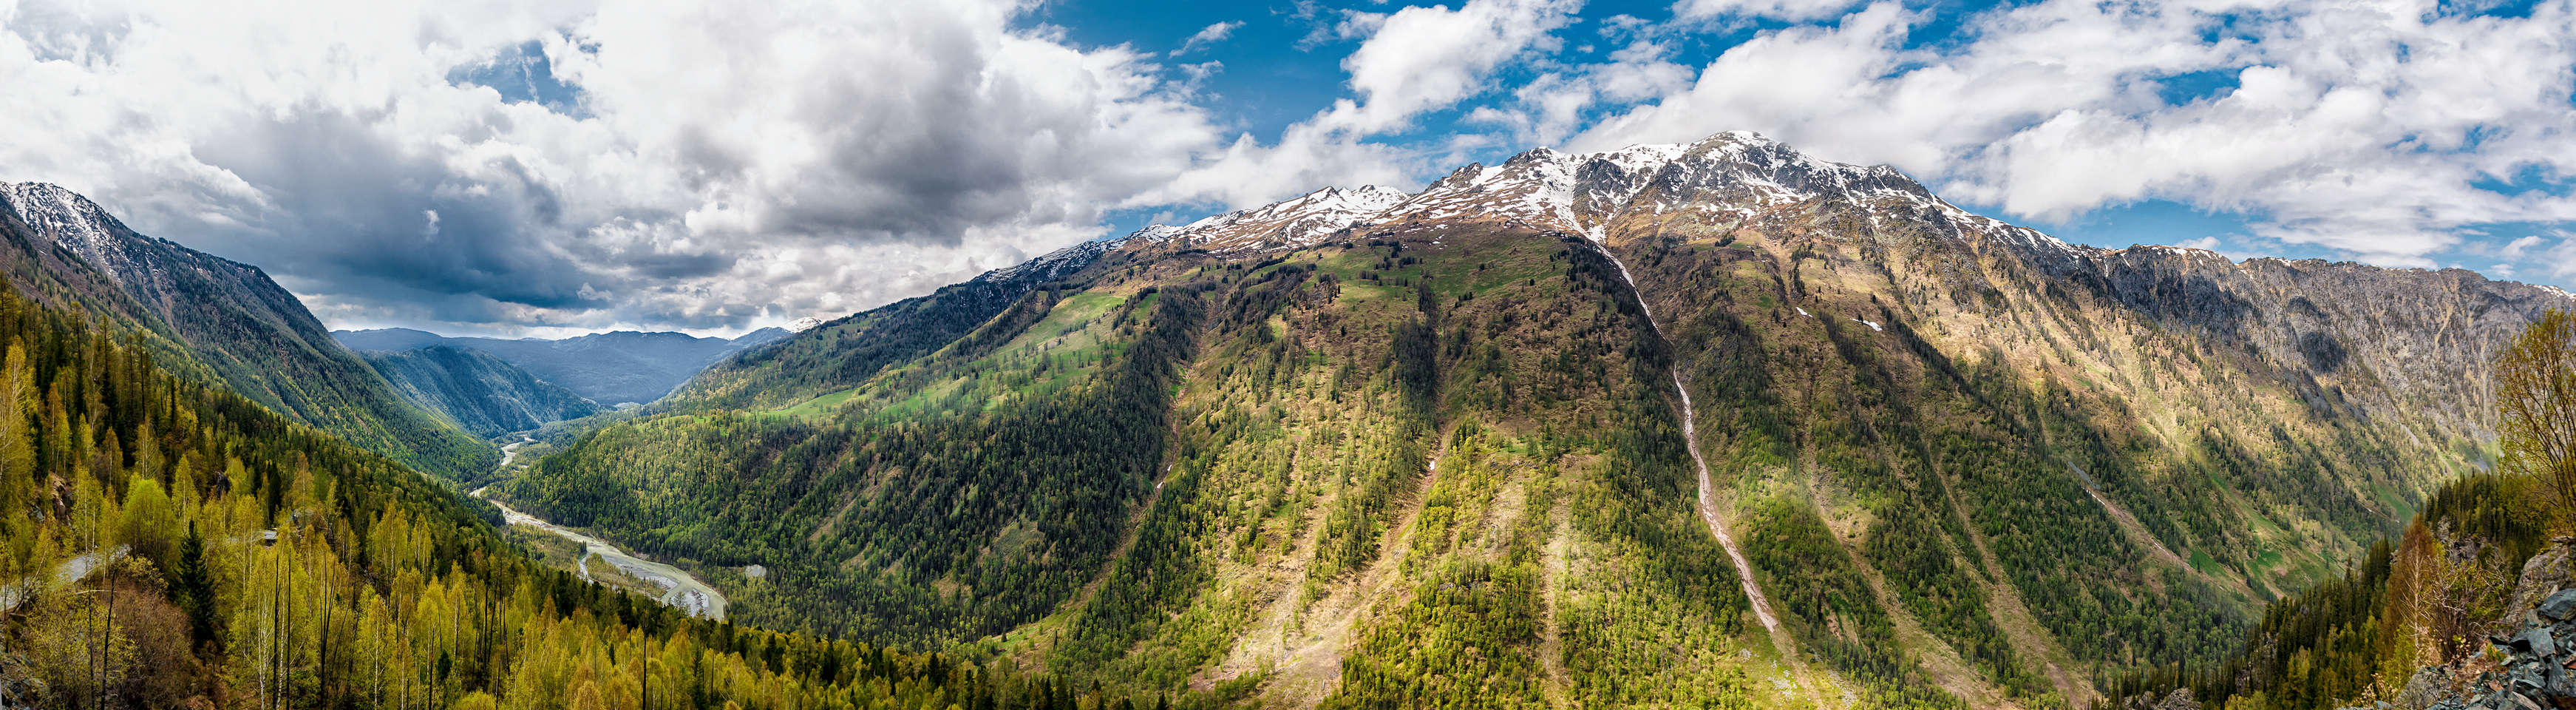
1112 131 2565 452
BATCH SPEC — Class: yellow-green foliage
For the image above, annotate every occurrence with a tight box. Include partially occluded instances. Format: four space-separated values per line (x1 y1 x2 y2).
0 286 1132 710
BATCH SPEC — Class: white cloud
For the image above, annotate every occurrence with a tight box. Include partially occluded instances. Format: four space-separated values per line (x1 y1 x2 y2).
1118 121 1413 213
2497 231 2576 280
1467 38 1693 146
1317 0 1586 134
1672 0 1866 23
1177 20 1243 54
2503 234 2548 258
1136 0 1596 214
7 0 2573 337
0 0 1234 334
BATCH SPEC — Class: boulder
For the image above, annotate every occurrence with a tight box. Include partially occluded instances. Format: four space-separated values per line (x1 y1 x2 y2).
2509 539 2575 623
2402 666 2453 710
2541 589 2576 623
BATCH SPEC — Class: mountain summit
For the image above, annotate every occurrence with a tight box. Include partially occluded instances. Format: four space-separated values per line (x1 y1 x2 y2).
1124 132 2008 253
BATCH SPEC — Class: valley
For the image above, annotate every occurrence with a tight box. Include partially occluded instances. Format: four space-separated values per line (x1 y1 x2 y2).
477 435 730 620
475 487 730 621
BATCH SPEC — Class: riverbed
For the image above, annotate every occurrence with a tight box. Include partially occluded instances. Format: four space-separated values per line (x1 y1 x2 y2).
475 436 729 620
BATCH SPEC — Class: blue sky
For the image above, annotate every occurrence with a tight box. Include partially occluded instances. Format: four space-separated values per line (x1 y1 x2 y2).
3 0 2572 336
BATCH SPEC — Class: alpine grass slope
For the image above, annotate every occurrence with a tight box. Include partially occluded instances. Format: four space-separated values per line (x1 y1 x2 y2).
502 132 2575 709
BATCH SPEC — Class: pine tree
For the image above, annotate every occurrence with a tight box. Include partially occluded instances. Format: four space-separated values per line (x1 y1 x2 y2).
174 520 215 647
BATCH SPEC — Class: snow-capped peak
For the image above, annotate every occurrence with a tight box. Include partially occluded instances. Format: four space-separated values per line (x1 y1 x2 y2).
972 236 1129 285
1 181 143 285
1143 184 1414 252
1115 130 2076 256
1126 223 1190 242
786 317 823 334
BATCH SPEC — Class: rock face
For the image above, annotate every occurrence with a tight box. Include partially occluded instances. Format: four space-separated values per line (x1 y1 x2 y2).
1126 132 2568 457
2382 539 2576 710
2038 249 2571 448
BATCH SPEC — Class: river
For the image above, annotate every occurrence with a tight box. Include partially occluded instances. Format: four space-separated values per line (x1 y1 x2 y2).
474 436 730 621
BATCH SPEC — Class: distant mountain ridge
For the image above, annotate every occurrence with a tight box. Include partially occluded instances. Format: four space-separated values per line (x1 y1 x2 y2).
0 181 495 477
358 345 605 437
336 326 789 405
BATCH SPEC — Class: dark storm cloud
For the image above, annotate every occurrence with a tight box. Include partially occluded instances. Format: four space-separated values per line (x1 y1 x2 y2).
188 111 606 313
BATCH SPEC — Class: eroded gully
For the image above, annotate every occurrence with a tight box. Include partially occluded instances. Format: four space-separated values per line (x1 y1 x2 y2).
1589 241 1805 663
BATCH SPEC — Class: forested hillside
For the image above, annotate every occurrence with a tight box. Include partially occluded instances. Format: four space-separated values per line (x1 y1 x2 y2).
2105 309 2575 710
0 183 494 479
500 132 2575 709
358 345 604 437
0 277 1186 710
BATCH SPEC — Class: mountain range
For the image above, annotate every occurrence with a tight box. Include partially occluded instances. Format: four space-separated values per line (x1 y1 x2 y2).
0 181 495 477
336 325 793 406
492 131 2575 708
356 345 605 438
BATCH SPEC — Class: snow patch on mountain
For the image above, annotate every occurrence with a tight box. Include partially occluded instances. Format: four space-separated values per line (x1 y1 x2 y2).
1144 185 1413 252
971 236 1129 285
984 131 2122 283
1 182 139 284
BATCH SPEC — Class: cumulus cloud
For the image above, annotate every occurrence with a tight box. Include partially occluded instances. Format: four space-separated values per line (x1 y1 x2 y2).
2492 231 2576 281
1467 38 1693 146
1142 0 1595 211
0 0 1233 335
5 0 2570 338
1316 0 1586 134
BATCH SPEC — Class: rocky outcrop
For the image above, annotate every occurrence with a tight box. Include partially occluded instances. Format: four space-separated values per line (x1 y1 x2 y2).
2422 587 2576 710
2388 540 2576 710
